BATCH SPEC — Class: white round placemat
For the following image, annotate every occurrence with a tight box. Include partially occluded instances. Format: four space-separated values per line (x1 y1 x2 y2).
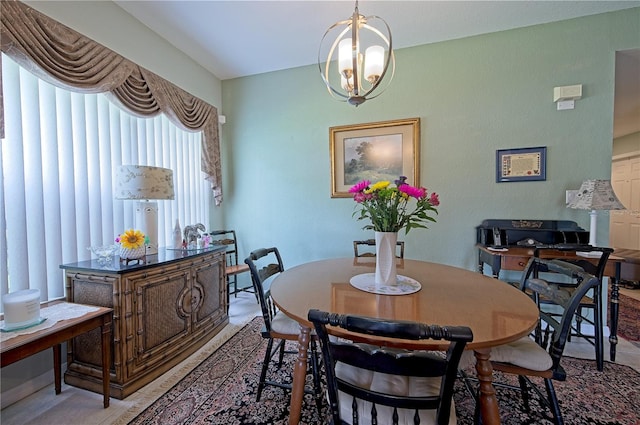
349 273 421 295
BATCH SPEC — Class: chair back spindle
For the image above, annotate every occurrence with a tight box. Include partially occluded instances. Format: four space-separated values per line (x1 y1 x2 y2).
245 247 284 333
210 229 253 299
244 247 323 410
309 309 473 425
480 257 601 424
353 239 405 259
523 247 612 371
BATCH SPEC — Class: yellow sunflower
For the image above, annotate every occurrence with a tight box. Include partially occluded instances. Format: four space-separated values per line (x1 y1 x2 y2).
119 229 146 249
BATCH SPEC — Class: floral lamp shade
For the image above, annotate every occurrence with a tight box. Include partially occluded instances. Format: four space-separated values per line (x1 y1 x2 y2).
567 179 625 211
567 179 625 247
114 165 174 255
114 165 175 200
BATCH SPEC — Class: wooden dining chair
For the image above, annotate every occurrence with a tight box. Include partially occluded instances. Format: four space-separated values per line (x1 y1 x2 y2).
353 239 405 259
532 245 613 371
244 247 323 412
308 309 473 425
471 257 601 425
210 230 254 301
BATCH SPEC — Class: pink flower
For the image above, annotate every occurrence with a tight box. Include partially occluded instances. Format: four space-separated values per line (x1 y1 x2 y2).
398 184 426 199
349 176 440 234
349 180 370 194
354 192 372 203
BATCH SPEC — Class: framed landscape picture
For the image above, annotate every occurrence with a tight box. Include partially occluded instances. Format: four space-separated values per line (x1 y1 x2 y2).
330 118 420 198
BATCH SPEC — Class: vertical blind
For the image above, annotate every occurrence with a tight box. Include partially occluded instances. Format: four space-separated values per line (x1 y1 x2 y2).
0 54 210 305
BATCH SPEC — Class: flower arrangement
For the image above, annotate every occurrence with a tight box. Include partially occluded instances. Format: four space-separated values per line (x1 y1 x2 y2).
115 229 148 249
349 176 440 235
115 229 149 261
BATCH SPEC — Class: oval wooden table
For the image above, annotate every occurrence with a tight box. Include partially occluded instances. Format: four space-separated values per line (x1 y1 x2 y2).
270 257 539 425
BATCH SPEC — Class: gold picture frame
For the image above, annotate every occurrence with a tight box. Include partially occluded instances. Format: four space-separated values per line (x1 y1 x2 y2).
330 118 420 198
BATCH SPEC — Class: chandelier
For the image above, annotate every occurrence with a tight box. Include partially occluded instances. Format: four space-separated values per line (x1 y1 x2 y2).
318 1 395 106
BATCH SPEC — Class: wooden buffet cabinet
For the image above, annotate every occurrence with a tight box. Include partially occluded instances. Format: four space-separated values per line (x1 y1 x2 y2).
60 246 228 399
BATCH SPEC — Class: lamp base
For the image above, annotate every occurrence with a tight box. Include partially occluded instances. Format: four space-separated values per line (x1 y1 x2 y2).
136 200 159 255
588 209 598 247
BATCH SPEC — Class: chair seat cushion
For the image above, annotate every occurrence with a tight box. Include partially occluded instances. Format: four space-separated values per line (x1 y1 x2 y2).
490 336 553 371
270 311 306 336
335 362 456 425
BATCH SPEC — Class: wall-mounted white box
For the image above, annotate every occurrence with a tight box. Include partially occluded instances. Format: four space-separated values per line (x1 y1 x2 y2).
553 85 582 102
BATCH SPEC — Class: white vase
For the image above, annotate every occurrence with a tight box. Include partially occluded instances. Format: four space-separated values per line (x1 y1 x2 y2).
120 246 146 260
173 219 182 249
375 231 398 285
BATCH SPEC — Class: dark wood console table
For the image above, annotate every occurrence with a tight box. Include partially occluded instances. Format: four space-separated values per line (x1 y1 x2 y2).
60 246 228 399
1 302 113 408
477 244 624 364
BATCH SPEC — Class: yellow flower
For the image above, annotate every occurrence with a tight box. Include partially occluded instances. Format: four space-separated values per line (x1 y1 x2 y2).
119 229 146 249
366 181 390 193
350 176 440 235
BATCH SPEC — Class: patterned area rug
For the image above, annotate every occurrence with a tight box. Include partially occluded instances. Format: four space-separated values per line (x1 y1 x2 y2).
612 291 640 343
129 317 640 425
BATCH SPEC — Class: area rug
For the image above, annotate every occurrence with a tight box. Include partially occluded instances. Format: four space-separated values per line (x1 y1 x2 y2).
129 317 640 425
612 291 640 343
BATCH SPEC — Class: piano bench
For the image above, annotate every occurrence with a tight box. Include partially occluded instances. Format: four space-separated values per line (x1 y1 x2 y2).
614 249 640 285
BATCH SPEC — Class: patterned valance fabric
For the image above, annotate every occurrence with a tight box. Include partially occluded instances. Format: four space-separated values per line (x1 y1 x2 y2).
0 0 223 204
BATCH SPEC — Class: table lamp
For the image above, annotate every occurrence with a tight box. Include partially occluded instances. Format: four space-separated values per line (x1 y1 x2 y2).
567 179 625 247
115 165 175 255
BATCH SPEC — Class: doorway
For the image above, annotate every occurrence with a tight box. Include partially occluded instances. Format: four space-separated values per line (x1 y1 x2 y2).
610 49 640 251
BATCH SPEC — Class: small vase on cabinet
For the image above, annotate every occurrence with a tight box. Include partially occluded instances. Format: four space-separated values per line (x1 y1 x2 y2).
374 231 398 285
120 246 146 260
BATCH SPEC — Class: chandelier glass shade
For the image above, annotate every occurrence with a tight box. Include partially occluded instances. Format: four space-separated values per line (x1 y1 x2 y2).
318 1 395 106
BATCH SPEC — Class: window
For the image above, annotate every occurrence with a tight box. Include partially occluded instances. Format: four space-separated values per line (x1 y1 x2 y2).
1 54 210 304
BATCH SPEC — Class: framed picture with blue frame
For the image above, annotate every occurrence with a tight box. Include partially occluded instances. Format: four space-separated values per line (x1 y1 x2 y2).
496 146 547 182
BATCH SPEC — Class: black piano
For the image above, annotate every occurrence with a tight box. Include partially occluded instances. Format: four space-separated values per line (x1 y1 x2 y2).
476 219 589 249
475 219 591 278
475 219 628 369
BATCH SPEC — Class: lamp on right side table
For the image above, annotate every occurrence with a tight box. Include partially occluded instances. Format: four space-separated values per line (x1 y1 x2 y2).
567 179 626 250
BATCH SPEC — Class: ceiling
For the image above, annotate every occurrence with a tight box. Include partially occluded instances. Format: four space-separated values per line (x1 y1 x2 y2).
114 1 639 137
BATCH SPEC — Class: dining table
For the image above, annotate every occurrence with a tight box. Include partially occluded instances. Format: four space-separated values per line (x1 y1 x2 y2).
269 257 540 425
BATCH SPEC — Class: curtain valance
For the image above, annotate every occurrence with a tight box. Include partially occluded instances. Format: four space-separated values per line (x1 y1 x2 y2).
0 0 223 204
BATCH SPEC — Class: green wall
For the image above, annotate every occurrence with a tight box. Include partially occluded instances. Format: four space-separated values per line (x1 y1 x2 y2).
220 8 640 273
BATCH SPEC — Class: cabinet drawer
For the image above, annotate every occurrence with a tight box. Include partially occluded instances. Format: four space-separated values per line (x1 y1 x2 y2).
502 255 530 271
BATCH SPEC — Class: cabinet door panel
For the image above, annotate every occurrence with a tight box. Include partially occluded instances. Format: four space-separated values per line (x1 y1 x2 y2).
131 269 190 374
193 258 225 325
66 276 119 377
